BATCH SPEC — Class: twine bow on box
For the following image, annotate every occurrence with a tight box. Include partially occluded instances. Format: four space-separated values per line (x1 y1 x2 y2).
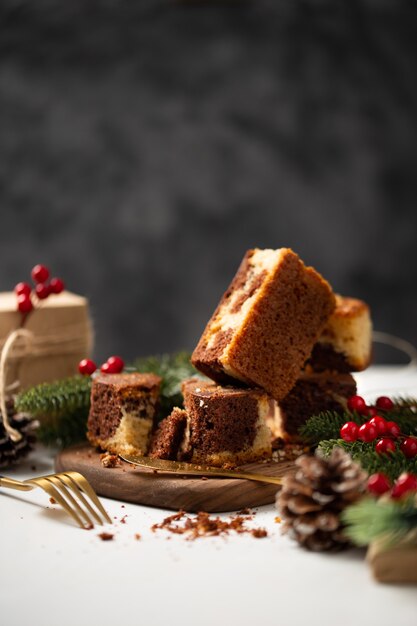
0 328 34 442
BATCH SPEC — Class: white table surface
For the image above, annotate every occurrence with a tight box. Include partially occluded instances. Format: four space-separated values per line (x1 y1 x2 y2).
2 366 417 626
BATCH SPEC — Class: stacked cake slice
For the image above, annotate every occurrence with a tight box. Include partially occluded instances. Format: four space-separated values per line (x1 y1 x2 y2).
150 248 372 466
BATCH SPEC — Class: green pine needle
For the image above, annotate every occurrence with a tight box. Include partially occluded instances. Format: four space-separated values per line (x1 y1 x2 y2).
342 496 417 547
15 376 92 420
317 439 417 480
299 400 417 446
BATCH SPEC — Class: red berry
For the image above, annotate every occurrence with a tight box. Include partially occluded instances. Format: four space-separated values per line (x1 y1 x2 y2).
375 396 394 411
101 356 124 374
391 473 417 499
35 283 50 300
375 438 396 455
365 406 378 417
400 437 417 459
31 264 50 283
106 355 124 373
17 293 33 313
385 421 401 438
50 277 65 294
367 473 391 496
368 415 387 435
347 395 368 415
358 422 378 442
14 282 31 297
340 421 359 442
78 359 97 376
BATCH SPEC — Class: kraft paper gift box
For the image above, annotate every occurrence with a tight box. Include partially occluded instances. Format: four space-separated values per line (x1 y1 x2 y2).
0 291 93 391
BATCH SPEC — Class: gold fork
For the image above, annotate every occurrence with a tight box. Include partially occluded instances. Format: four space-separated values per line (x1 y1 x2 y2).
121 455 284 485
0 471 112 529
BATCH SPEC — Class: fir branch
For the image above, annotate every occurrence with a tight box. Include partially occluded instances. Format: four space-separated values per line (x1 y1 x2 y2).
15 376 92 419
299 411 362 444
299 400 417 446
317 439 417 480
342 496 417 548
36 408 90 448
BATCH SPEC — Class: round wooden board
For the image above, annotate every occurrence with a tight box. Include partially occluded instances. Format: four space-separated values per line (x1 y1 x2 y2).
55 443 295 513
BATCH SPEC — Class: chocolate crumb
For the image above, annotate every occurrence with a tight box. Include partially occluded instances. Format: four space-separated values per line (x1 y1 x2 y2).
100 452 121 468
134 533 141 540
49 497 56 505
151 510 268 540
98 532 114 541
120 515 128 524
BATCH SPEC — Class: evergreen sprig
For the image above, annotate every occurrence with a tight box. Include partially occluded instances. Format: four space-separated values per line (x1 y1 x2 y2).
15 376 92 419
299 400 417 446
342 496 417 548
317 439 417 480
15 376 92 447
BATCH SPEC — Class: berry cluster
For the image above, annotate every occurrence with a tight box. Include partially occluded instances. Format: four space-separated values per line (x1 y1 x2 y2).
340 395 417 459
78 355 125 376
367 472 417 499
15 264 65 314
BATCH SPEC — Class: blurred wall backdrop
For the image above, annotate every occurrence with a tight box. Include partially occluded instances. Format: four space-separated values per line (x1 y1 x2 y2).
0 0 416 363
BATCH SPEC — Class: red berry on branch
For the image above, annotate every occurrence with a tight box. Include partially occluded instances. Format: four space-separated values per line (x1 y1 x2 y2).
17 293 33 313
50 277 65 294
78 359 97 376
375 438 396 455
375 396 394 411
400 437 417 459
106 356 124 372
340 421 359 442
385 421 401 438
101 356 124 374
35 283 50 300
367 473 391 496
391 473 417 500
14 282 31 297
368 415 387 435
31 264 50 284
347 395 368 414
365 407 378 417
358 422 378 443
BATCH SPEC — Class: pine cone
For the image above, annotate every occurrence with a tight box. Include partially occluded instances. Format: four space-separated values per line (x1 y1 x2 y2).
0 400 37 468
276 447 367 552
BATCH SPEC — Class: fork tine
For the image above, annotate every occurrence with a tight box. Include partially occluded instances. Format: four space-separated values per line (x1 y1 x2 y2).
31 477 86 529
64 472 112 524
47 476 96 528
57 474 103 526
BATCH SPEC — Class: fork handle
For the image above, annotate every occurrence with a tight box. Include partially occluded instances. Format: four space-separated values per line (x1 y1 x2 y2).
0 475 33 491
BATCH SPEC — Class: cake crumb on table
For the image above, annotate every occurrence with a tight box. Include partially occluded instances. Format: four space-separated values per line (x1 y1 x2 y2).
151 510 268 540
98 532 114 541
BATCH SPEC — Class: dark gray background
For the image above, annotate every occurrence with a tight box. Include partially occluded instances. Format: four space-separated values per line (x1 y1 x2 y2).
1 1 416 364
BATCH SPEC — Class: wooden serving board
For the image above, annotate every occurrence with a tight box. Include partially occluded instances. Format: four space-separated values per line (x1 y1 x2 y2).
55 443 295 513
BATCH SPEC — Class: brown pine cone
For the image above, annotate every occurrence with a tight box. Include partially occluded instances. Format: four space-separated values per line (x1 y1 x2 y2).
0 400 36 468
276 447 367 552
